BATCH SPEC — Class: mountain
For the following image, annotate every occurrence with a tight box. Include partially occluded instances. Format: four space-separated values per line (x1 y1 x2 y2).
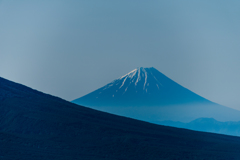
158 118 240 137
72 67 240 122
3 77 240 159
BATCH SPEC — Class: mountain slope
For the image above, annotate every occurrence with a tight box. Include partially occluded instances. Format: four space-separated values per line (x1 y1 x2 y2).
72 67 240 122
2 77 240 159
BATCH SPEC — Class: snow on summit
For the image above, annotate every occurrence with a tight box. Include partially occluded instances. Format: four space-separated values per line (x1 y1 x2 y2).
118 67 154 90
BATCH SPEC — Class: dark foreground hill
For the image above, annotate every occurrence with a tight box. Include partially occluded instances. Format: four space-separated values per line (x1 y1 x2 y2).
2 77 240 159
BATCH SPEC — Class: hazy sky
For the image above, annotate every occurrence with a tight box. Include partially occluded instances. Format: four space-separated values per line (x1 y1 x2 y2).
1 0 240 110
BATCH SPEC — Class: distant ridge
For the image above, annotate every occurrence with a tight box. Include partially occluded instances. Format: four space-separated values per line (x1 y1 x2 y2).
158 118 240 137
73 67 240 122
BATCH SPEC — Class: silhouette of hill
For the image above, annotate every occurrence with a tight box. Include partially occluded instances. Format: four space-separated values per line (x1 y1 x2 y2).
158 118 240 137
2 77 240 159
73 67 240 122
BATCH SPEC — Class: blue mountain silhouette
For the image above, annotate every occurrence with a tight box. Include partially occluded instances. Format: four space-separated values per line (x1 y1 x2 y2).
158 118 240 137
73 67 240 122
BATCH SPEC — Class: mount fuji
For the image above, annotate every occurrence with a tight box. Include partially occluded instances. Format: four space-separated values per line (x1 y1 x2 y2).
72 67 240 123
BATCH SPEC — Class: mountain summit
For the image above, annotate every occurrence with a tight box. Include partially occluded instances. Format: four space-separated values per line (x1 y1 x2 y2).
73 67 208 107
72 67 240 122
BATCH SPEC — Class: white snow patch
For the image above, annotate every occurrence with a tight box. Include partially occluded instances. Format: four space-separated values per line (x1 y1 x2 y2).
119 69 138 89
122 87 129 94
135 68 141 86
128 69 137 78
120 69 137 79
104 83 114 90
143 68 148 90
119 76 128 89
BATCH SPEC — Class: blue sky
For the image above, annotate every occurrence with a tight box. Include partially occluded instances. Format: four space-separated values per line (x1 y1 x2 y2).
1 0 240 110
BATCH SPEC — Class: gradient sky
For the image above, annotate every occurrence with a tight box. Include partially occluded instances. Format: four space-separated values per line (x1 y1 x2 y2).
1 0 240 110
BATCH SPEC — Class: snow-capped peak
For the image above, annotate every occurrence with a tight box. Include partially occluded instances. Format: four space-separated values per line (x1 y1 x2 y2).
73 66 211 109
115 67 161 94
